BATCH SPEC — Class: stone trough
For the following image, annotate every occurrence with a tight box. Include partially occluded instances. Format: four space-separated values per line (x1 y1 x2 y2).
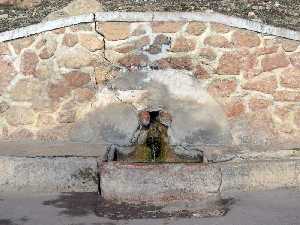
100 162 221 204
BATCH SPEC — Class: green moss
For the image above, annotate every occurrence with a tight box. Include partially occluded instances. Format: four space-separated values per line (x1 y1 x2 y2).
71 168 98 184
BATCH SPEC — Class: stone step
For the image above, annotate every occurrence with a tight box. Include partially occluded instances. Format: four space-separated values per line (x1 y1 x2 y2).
0 141 106 193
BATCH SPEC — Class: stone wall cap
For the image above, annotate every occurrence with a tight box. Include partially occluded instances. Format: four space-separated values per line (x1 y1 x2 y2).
0 13 94 42
1 11 300 42
95 11 154 22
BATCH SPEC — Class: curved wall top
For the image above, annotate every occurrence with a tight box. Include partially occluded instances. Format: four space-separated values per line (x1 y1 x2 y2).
0 11 300 42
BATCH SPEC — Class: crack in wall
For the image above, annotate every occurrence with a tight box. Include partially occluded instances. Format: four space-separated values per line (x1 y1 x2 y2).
93 13 112 65
218 167 223 193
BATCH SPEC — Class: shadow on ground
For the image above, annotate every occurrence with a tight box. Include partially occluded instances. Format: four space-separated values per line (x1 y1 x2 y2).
0 217 28 225
43 193 234 220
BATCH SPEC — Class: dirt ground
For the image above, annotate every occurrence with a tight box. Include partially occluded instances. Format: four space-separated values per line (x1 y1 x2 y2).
0 0 299 33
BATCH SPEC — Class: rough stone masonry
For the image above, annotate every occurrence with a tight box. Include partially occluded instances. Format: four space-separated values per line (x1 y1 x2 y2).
0 18 300 155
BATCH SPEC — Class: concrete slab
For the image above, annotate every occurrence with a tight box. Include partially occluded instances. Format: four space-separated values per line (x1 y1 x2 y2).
220 160 299 192
0 141 107 157
0 189 299 225
0 141 299 195
0 156 99 193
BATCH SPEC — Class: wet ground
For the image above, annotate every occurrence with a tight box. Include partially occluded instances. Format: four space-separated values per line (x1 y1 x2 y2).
0 188 300 225
0 0 299 33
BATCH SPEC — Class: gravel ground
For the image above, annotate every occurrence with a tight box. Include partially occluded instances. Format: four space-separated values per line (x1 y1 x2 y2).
0 0 299 33
103 0 300 31
0 0 73 33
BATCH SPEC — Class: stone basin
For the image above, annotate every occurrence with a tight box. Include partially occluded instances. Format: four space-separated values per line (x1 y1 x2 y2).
100 161 221 204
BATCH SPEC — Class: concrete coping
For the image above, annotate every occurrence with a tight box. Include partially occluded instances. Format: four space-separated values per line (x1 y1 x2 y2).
0 11 300 42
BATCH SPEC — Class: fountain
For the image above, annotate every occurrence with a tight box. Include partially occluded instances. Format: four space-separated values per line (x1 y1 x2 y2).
106 110 203 163
96 69 233 216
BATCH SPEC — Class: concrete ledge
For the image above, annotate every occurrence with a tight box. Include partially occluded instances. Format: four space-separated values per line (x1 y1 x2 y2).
0 141 107 157
149 12 300 41
95 12 154 22
1 11 300 42
0 13 94 42
0 156 99 193
100 160 300 203
220 160 300 192
0 155 298 195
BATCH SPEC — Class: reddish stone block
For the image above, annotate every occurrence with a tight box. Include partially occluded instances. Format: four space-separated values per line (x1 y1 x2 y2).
78 33 104 52
100 22 130 41
273 91 300 102
255 46 278 56
152 57 193 71
217 52 241 75
223 99 245 118
210 23 231 33
280 68 300 89
208 79 237 97
261 53 290 72
118 54 149 69
38 39 57 59
204 35 231 48
241 54 257 71
48 82 70 100
193 65 210 79
249 97 272 111
20 50 39 76
0 56 16 95
64 71 91 88
63 33 78 47
242 74 277 94
152 22 185 33
0 0 16 5
232 30 261 48
186 22 207 35
170 37 196 52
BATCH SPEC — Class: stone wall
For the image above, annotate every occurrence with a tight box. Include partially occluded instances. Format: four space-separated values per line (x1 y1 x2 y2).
1 19 300 150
